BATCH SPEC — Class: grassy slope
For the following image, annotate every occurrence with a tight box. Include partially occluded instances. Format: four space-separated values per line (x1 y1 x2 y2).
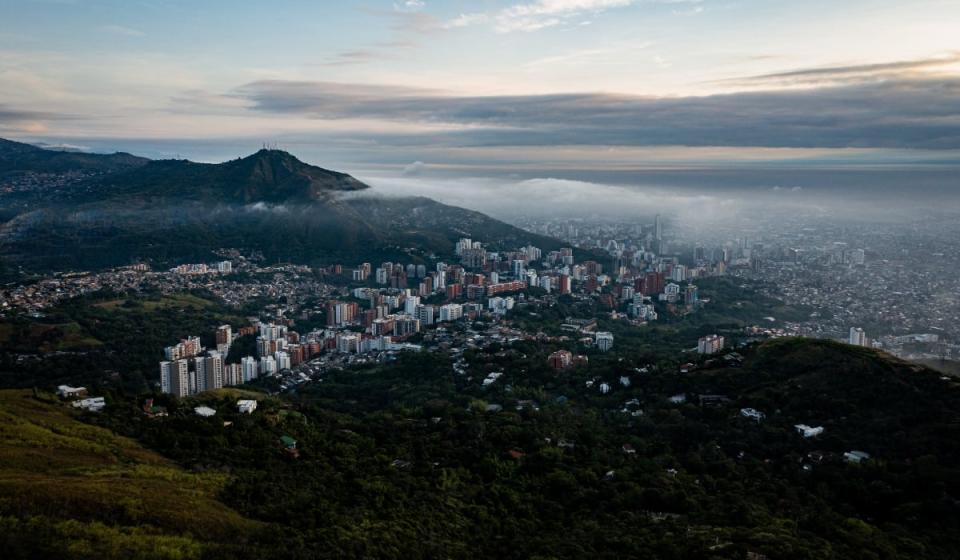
0 389 264 559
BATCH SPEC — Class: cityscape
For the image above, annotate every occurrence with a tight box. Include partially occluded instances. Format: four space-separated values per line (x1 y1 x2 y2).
2 0 960 558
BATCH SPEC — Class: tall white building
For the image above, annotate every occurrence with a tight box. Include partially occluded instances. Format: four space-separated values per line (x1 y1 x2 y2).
671 265 686 283
260 355 277 376
849 327 867 347
512 259 526 278
160 359 189 397
204 352 224 391
455 238 473 256
415 304 435 326
192 357 206 393
241 356 259 382
404 296 421 315
275 351 291 371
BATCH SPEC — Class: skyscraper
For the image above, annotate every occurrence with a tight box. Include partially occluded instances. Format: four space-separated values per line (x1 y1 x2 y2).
160 359 189 397
204 352 224 391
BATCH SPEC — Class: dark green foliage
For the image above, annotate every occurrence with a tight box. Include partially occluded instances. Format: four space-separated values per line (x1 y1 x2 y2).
58 340 960 559
0 292 245 392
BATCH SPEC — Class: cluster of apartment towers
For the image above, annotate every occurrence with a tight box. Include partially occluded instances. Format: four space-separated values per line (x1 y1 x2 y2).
159 324 257 397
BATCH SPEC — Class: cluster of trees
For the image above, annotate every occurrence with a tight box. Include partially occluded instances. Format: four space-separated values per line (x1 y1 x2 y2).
0 291 244 392
74 339 960 559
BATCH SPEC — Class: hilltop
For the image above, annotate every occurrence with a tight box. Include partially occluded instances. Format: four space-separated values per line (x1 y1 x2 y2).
67 149 369 205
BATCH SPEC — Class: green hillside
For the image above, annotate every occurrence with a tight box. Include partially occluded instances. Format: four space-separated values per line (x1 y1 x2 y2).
0 389 266 559
56 339 960 559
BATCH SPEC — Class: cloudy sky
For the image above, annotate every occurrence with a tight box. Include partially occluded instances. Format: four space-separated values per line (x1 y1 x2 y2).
2 0 960 194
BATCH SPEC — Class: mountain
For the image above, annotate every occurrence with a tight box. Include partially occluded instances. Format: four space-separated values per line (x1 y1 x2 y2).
66 149 368 205
0 138 148 174
0 141 564 274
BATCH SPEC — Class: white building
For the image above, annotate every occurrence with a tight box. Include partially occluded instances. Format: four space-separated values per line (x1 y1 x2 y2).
671 265 686 282
56 385 87 399
336 333 360 354
241 356 259 382
237 399 258 414
275 351 291 371
849 327 867 347
488 297 515 315
72 397 106 412
439 303 464 322
415 304 435 326
404 296 421 315
204 352 224 391
595 331 614 352
259 355 277 376
160 359 190 397
795 424 824 438
698 335 725 355
663 283 680 303
740 408 765 422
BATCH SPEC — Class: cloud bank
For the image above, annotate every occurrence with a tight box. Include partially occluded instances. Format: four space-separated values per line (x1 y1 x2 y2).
234 76 960 150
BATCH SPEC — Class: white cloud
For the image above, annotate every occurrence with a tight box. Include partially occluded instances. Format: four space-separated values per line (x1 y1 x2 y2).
402 160 427 175
442 0 638 33
99 24 145 37
394 0 426 12
442 13 490 29
441 0 704 33
356 173 743 223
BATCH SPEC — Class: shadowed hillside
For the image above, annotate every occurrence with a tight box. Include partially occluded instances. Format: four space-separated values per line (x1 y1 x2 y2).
0 140 564 275
0 389 267 559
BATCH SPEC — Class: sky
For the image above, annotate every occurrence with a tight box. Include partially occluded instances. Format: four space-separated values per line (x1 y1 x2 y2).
2 0 960 207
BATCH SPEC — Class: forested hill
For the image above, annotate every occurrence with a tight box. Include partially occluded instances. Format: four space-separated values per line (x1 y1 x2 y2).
0 138 147 174
3 338 957 559
59 149 370 205
0 141 564 275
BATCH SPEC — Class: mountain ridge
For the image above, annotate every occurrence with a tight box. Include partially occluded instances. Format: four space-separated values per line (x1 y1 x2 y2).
0 139 565 275
0 137 148 174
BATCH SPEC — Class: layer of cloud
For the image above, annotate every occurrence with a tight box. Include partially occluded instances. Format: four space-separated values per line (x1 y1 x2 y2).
727 53 960 86
358 173 740 222
445 0 646 33
233 77 960 149
0 104 62 133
